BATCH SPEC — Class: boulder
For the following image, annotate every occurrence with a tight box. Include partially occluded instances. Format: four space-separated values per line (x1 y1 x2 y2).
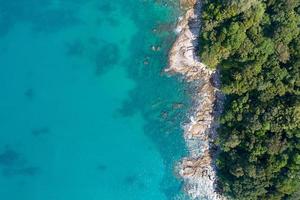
180 0 196 9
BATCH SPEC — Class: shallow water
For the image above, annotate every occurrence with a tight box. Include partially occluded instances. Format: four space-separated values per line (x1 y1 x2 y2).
0 0 190 199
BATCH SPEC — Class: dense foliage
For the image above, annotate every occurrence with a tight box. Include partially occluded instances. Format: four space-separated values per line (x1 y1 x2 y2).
199 0 300 199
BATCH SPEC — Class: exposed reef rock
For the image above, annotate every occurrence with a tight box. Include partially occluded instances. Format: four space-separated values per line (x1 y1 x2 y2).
166 0 225 199
180 0 197 9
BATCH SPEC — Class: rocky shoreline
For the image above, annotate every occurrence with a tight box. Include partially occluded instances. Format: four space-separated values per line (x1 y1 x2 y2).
165 0 225 199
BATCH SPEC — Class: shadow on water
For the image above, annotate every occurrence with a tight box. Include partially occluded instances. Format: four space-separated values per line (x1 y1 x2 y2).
117 0 190 199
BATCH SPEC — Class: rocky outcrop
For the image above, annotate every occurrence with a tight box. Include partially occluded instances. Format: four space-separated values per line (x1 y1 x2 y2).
166 0 225 199
180 0 197 9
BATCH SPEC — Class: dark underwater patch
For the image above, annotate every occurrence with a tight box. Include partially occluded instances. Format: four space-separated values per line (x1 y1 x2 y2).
0 0 80 37
24 88 34 100
17 166 39 176
0 148 20 167
97 164 107 171
123 174 147 190
123 174 138 186
65 39 85 57
88 37 99 46
95 43 120 75
106 17 120 27
97 2 117 14
0 147 40 178
32 127 50 136
31 9 80 33
0 14 13 38
2 166 39 177
115 1 189 197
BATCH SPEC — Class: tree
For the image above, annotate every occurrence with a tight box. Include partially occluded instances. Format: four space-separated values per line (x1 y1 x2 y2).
199 0 300 199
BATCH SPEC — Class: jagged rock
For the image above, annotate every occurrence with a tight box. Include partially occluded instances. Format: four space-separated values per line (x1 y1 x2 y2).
189 123 206 135
166 0 225 199
182 167 195 176
180 0 197 9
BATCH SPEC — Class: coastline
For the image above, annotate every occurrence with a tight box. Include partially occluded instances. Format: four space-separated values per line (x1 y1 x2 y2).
166 0 225 199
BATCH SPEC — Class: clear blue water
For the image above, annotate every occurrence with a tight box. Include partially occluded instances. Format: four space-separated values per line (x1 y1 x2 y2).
0 0 190 199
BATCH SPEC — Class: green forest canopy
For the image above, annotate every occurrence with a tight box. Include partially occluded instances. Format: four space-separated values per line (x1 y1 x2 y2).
199 0 300 199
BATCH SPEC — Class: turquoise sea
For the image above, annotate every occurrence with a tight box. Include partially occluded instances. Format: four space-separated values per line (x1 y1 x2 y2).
0 0 190 199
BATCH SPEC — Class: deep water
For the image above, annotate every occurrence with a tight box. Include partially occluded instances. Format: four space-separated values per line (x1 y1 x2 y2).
0 0 190 199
